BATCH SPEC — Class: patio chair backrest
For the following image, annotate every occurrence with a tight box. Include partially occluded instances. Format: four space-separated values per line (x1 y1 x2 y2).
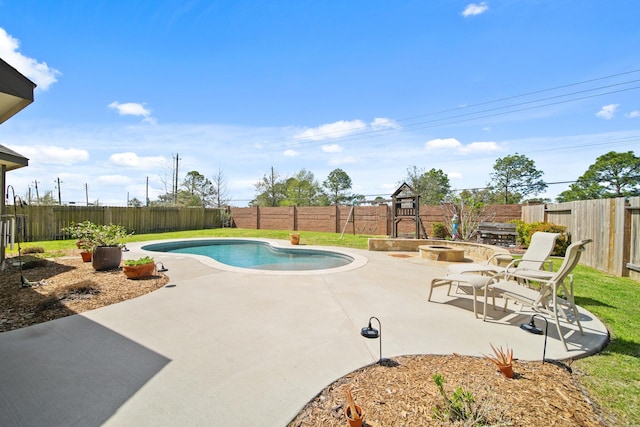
517 232 560 270
550 239 593 283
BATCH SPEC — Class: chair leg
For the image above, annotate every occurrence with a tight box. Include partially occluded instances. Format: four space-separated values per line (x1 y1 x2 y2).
472 288 478 318
427 279 453 302
427 280 435 301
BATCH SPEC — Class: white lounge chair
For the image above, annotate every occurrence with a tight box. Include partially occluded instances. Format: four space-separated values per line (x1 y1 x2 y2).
427 273 494 318
447 231 560 276
483 239 593 351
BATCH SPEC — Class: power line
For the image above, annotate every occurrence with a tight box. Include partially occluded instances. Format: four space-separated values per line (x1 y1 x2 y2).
280 69 640 146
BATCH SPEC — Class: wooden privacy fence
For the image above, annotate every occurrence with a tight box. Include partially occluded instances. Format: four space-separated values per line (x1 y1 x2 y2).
522 196 640 280
10 205 226 242
229 204 522 237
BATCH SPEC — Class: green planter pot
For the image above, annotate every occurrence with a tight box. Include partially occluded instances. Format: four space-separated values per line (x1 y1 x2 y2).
92 246 123 271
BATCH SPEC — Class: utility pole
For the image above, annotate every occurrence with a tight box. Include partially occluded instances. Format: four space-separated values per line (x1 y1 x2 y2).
173 153 180 205
146 176 149 206
55 177 62 205
85 183 89 206
34 180 40 204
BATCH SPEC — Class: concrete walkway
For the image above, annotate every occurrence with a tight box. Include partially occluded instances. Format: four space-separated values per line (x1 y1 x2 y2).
0 239 609 427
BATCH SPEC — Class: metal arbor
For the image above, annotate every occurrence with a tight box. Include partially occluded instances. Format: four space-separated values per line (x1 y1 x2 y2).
391 183 427 238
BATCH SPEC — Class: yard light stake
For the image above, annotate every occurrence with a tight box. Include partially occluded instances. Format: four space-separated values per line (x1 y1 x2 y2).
6 186 32 287
520 313 548 364
360 316 398 366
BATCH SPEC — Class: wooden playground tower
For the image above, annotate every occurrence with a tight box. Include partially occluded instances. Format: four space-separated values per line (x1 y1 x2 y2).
391 183 428 238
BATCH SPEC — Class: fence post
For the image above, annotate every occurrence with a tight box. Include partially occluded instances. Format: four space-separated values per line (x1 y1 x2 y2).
291 206 297 231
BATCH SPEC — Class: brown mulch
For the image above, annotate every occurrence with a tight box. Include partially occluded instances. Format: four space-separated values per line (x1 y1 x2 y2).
0 250 168 333
1 250 613 426
289 355 609 427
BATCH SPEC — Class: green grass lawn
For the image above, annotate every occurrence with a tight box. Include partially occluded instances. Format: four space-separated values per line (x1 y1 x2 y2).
11 228 640 425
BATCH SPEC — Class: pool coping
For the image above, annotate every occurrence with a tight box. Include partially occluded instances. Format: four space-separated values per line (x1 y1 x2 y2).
131 237 369 276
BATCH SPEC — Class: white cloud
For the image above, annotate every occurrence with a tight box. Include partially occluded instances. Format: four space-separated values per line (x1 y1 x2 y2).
108 101 156 123
425 138 462 150
328 156 357 165
624 110 640 118
108 152 167 169
595 104 619 120
97 175 132 185
448 172 463 180
425 138 500 154
462 2 489 17
0 27 61 90
293 120 366 141
7 144 88 165
458 141 500 154
283 149 299 157
322 144 343 153
370 117 401 130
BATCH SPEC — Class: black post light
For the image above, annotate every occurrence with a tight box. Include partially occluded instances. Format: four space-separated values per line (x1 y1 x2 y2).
520 313 548 364
155 262 168 273
361 316 398 366
6 185 32 287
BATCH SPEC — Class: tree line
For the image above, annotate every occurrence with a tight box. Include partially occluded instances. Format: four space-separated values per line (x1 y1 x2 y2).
21 150 639 208
248 150 639 208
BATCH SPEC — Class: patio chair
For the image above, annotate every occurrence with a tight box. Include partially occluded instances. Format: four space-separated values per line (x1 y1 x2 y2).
447 231 560 276
427 273 494 318
482 239 593 351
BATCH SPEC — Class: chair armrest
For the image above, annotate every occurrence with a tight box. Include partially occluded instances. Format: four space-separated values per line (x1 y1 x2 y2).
486 253 514 266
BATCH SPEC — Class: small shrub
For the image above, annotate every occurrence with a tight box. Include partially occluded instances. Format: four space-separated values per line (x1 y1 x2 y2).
431 222 448 239
513 221 570 256
124 256 154 266
431 374 493 425
21 246 45 254
529 222 570 256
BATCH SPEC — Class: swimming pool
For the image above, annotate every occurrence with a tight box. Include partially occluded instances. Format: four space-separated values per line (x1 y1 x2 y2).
142 239 355 271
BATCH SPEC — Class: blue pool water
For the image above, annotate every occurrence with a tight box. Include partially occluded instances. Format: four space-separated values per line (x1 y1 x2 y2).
142 239 353 271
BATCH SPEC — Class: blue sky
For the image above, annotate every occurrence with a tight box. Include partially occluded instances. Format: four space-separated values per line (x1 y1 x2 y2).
1 1 639 206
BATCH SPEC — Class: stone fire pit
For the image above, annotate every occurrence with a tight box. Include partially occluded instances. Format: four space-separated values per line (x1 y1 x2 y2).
419 245 465 262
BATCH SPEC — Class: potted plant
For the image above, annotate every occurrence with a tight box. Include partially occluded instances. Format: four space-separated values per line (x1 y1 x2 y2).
289 233 300 245
344 385 364 427
62 220 97 262
484 343 514 378
123 256 155 279
90 223 130 271
63 221 130 271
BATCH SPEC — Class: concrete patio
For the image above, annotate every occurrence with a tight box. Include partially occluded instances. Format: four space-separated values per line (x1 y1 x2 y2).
0 239 609 426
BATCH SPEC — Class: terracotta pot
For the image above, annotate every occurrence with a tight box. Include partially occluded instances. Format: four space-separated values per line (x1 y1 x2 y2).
123 262 155 279
290 233 300 245
499 364 514 378
92 246 122 271
80 251 92 262
344 404 364 427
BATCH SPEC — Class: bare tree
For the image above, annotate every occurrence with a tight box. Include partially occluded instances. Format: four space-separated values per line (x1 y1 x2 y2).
211 166 231 207
441 190 495 241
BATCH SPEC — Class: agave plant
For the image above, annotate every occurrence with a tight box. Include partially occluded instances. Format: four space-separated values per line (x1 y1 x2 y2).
484 343 513 367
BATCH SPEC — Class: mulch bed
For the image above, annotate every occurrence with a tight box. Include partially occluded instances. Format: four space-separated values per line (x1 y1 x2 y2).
288 354 608 427
0 252 168 333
